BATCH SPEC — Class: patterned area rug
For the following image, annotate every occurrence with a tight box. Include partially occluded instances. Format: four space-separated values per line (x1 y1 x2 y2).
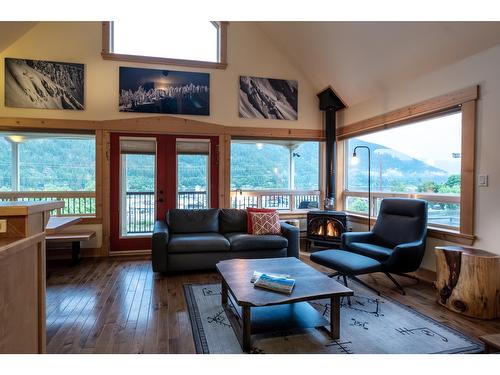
184 281 483 354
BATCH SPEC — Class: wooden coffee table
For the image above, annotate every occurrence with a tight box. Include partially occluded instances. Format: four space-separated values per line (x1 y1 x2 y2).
216 257 353 352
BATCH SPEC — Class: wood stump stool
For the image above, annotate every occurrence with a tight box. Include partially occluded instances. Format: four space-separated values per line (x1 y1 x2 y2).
435 246 500 319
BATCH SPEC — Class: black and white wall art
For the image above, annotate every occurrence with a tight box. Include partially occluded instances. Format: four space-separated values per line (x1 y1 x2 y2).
239 76 298 120
119 67 210 116
5 58 85 110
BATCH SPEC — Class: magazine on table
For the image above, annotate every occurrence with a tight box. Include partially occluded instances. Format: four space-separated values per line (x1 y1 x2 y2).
252 272 295 295
250 270 290 283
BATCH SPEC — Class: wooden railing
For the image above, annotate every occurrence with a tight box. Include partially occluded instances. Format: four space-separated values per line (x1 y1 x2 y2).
0 191 96 216
230 190 320 211
344 190 460 228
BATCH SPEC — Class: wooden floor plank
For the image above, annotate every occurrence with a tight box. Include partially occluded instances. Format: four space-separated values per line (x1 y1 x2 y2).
45 254 500 354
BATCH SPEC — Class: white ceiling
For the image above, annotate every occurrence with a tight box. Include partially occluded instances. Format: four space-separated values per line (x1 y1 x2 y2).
0 21 37 53
257 22 500 106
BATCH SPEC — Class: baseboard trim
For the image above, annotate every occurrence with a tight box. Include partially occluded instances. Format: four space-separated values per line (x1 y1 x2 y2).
109 249 152 256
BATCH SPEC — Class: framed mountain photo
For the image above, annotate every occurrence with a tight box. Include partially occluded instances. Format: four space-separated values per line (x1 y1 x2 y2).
5 58 84 110
239 75 298 120
119 67 210 116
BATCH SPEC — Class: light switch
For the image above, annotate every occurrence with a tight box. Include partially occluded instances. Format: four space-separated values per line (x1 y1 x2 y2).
478 175 488 187
0 219 6 233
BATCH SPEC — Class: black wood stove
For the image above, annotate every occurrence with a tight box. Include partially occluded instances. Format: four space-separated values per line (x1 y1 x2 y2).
306 88 348 251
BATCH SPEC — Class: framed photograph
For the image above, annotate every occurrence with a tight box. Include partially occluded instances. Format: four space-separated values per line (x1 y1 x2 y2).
119 67 210 116
5 58 84 110
239 76 298 120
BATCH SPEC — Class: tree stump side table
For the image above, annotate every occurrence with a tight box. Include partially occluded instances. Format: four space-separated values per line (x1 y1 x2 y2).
435 246 500 319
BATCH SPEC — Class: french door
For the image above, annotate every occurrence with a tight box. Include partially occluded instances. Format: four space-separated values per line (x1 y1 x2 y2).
110 133 219 252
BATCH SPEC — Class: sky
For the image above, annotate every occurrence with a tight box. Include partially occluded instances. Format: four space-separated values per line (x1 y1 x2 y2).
357 112 462 173
113 20 218 62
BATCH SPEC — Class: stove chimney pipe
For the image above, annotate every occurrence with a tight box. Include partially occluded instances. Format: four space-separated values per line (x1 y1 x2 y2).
317 87 346 209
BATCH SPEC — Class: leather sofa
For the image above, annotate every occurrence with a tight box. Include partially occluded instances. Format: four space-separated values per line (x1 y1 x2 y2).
152 208 300 272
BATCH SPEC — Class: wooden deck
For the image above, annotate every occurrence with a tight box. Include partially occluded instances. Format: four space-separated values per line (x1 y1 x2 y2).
45 253 500 354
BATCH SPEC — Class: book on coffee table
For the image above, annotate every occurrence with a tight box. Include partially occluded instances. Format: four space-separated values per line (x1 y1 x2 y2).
253 273 296 294
250 270 290 283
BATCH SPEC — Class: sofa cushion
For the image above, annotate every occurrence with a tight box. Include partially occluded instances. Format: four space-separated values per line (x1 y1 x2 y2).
347 242 393 261
167 209 219 234
219 209 247 233
225 232 288 252
168 233 230 253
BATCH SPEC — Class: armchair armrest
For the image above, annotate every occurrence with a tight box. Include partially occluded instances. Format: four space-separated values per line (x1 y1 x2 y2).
342 231 375 248
280 222 300 258
152 220 170 273
384 240 426 273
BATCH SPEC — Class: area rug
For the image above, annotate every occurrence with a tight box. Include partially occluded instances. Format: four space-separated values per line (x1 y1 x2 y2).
184 282 483 354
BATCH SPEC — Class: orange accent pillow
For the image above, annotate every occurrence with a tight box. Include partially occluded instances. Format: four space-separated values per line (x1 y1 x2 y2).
246 207 276 233
251 212 281 235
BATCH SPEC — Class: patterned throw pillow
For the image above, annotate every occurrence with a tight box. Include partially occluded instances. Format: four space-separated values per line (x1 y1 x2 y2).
246 207 276 233
251 212 281 235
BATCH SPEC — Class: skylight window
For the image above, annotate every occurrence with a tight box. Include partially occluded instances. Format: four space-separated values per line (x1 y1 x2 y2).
102 21 227 69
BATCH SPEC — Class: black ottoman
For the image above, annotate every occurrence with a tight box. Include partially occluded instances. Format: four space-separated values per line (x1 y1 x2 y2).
310 249 383 295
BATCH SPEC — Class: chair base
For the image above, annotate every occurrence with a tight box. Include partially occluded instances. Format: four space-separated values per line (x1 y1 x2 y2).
328 271 419 296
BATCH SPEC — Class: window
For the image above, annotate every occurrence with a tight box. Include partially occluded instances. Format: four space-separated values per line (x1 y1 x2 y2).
230 140 320 210
0 131 96 216
344 111 462 229
102 21 228 69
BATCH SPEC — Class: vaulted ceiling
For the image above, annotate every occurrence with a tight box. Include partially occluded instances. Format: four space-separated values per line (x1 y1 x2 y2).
258 22 500 106
0 22 37 53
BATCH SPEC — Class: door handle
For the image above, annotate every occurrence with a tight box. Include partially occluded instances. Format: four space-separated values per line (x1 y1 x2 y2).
158 198 164 203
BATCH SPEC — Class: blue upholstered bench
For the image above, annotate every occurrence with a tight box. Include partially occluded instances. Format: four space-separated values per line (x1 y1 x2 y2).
310 249 383 295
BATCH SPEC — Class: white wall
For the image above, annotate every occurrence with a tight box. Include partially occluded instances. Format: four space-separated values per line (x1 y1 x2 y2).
339 43 500 269
0 22 322 129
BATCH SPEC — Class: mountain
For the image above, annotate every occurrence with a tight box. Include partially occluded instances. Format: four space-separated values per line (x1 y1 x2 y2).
347 139 451 192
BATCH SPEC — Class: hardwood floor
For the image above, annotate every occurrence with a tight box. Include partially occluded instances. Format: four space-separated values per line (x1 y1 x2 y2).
45 254 500 354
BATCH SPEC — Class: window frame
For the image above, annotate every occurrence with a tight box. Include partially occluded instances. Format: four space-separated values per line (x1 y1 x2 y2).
101 21 228 70
337 86 478 245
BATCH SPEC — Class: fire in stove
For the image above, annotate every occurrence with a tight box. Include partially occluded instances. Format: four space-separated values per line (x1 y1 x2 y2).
306 210 347 247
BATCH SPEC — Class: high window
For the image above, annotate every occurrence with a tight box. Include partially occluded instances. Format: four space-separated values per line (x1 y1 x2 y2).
230 140 320 210
344 111 462 229
0 132 96 216
102 21 228 69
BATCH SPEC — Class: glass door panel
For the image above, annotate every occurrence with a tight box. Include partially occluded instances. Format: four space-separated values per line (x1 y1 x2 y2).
119 138 156 237
176 140 210 209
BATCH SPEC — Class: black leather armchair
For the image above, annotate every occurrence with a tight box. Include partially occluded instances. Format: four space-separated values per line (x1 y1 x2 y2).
311 198 428 295
343 198 428 292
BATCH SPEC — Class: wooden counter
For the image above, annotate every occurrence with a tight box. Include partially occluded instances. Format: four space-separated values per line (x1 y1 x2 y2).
0 201 63 354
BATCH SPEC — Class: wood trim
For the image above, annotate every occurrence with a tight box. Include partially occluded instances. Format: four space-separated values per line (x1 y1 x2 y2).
335 140 344 211
101 52 228 70
218 134 231 208
101 21 111 54
95 130 103 221
0 115 325 140
337 85 478 140
101 21 228 70
460 100 476 236
101 131 111 256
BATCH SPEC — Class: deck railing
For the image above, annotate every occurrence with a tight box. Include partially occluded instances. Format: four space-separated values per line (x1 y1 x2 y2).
230 190 321 210
344 190 460 228
0 191 96 216
124 191 208 234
